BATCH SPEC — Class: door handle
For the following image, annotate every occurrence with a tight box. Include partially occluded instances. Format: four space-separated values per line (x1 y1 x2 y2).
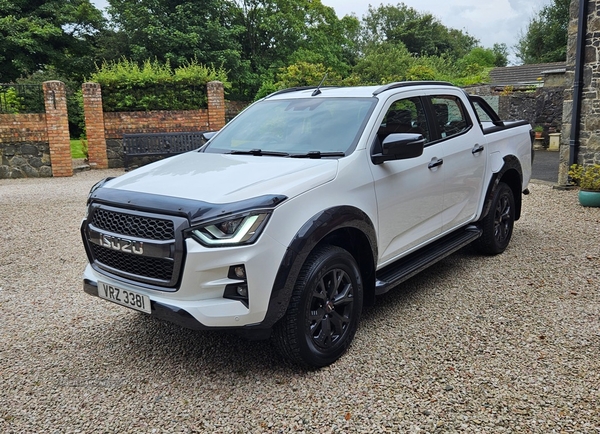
428 158 444 169
472 144 484 154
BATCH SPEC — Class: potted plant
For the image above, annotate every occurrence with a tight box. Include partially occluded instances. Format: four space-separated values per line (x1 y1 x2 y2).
568 163 600 207
533 125 544 139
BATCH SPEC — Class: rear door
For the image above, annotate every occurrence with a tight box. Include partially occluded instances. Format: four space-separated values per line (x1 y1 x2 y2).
426 94 488 232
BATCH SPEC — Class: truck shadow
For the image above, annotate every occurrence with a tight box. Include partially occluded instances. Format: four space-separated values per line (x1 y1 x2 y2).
86 245 485 376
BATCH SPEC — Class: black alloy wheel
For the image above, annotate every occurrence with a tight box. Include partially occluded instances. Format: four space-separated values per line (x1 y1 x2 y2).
273 245 363 367
476 181 515 255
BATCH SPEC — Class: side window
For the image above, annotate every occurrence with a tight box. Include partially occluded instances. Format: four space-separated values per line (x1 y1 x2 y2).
472 102 494 123
378 97 430 144
431 96 471 139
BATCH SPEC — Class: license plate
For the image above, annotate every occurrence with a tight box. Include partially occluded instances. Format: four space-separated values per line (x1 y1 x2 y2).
98 281 151 314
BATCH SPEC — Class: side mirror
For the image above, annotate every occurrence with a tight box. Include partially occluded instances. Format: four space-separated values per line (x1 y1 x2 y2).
372 133 425 164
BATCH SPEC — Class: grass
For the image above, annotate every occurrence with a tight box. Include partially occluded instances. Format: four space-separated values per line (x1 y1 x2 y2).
70 139 88 159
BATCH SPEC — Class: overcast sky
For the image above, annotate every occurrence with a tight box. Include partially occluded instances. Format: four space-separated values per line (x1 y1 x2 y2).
91 0 554 64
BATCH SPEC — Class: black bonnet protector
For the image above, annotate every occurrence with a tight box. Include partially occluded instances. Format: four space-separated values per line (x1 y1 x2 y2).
89 187 287 224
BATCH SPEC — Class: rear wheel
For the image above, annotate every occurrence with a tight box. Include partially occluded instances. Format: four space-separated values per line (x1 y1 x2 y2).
273 245 363 367
476 181 515 255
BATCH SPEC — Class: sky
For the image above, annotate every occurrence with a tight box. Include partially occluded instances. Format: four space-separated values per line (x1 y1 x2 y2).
91 0 554 64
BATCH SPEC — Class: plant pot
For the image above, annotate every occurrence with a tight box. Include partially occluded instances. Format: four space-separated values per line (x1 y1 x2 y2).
578 189 600 207
534 132 542 139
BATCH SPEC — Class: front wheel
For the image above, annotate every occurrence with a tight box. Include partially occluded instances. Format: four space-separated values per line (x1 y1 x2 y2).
272 245 363 367
476 181 515 255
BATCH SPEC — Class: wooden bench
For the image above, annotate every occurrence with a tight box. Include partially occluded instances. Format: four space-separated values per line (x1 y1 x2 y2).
122 131 209 170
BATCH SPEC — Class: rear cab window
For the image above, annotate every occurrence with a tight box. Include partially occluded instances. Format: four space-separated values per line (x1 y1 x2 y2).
430 95 472 140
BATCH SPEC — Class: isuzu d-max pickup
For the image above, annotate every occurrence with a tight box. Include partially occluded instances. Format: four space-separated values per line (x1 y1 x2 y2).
81 81 533 367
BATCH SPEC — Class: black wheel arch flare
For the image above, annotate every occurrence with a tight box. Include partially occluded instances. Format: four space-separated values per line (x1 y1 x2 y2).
480 155 524 222
260 206 378 329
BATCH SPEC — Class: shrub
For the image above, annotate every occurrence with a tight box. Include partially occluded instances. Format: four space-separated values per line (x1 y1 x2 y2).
90 58 230 112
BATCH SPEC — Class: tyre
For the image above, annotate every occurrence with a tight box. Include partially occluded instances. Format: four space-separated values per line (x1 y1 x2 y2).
273 245 363 367
476 181 515 255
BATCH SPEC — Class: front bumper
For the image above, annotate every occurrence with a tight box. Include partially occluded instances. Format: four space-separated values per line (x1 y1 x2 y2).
82 230 288 335
83 278 273 340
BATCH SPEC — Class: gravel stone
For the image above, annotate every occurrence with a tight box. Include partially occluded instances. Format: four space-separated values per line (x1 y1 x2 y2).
0 170 599 433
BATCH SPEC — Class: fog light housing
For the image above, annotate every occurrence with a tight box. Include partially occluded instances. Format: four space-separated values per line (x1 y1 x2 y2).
236 285 248 297
224 265 249 307
233 266 246 279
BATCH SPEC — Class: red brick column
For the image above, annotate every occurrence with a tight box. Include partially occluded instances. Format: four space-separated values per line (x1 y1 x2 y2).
207 81 226 131
43 81 72 177
82 82 108 169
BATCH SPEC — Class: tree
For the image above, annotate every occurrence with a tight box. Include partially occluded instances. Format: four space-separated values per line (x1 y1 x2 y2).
233 0 357 96
492 43 509 67
0 0 105 82
360 3 478 60
515 0 569 64
106 0 245 78
459 45 508 71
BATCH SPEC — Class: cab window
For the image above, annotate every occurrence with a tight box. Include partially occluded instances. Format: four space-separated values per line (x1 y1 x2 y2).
430 96 471 139
378 97 430 144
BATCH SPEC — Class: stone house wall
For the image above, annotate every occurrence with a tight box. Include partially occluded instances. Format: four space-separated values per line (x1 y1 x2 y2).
560 0 600 183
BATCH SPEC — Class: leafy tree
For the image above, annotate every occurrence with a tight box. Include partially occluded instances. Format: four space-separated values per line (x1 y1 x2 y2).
516 0 569 64
360 3 478 60
458 46 507 73
232 0 357 96
492 43 509 67
106 0 245 83
0 0 105 82
353 42 413 84
351 41 491 87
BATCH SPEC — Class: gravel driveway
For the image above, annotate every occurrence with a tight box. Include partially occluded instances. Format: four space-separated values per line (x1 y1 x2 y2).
1 170 599 433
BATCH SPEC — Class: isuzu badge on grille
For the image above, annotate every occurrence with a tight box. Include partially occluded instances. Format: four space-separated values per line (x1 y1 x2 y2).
100 234 144 255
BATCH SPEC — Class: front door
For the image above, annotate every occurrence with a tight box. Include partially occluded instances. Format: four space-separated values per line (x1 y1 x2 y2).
370 96 445 266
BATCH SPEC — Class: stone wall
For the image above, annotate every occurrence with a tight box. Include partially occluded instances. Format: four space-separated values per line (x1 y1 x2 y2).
466 86 564 146
500 88 565 144
0 82 72 179
560 0 600 183
0 141 52 178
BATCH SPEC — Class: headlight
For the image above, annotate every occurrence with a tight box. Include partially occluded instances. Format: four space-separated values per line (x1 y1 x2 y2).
189 212 270 247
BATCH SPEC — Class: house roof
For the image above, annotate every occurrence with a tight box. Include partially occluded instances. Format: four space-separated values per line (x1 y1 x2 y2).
489 62 566 86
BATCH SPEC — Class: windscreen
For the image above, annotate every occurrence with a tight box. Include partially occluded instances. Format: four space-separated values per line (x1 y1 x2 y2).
204 97 377 156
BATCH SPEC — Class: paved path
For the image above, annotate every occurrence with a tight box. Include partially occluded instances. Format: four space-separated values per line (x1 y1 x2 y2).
532 149 559 183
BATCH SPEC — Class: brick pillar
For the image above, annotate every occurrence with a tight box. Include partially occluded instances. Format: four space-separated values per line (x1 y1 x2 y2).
207 81 226 131
82 82 108 169
43 81 72 177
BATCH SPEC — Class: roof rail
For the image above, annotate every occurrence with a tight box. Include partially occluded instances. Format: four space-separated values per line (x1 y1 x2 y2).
265 86 318 98
372 81 454 96
266 85 342 98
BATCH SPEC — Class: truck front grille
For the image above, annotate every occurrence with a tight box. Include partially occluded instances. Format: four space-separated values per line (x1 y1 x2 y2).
92 208 174 240
90 244 174 281
84 205 188 289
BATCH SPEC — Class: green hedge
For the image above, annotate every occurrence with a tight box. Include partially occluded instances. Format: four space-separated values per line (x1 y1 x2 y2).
90 58 229 112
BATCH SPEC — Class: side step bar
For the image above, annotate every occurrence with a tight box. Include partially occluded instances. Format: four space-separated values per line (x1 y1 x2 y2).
375 226 482 295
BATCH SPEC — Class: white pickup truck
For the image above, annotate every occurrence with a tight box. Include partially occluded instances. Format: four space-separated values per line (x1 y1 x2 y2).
81 81 532 367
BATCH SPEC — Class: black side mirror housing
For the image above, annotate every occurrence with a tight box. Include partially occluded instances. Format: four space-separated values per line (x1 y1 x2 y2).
372 133 425 164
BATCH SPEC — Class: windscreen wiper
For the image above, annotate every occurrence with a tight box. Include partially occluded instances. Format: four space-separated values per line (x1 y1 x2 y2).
227 149 289 157
290 151 345 159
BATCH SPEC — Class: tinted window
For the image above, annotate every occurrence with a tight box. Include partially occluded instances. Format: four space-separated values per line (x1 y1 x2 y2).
378 97 430 143
431 96 471 139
